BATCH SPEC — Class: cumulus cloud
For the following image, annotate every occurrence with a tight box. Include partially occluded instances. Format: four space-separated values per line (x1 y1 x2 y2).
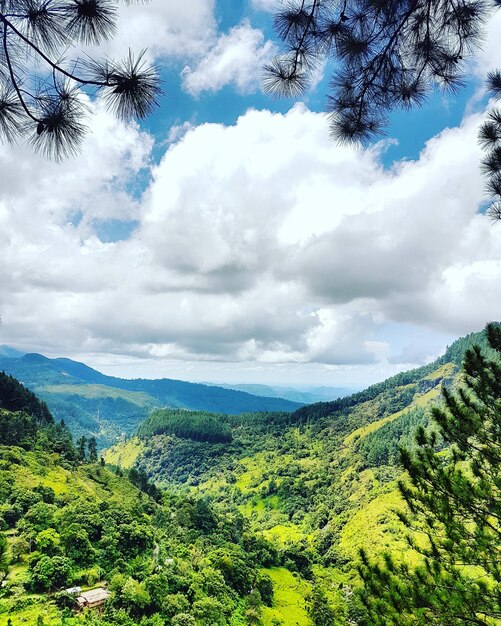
474 9 501 77
181 21 276 96
0 104 499 379
77 5 276 98
96 0 217 62
252 0 280 12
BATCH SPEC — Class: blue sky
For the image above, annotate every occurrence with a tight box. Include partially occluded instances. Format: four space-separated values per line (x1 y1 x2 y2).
0 0 500 388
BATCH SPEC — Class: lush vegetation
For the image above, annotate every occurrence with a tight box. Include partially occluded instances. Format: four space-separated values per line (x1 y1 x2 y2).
107 326 500 624
0 377 289 626
0 372 74 459
3 325 499 625
139 409 233 444
0 373 52 426
359 323 501 624
0 354 301 449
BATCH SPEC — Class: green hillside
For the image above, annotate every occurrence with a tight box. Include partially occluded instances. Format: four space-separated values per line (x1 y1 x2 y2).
3 326 498 625
107 327 497 622
0 374 300 626
0 354 302 448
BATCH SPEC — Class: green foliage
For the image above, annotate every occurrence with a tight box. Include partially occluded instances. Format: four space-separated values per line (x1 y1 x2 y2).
192 596 225 624
292 361 442 424
88 436 98 462
36 528 61 556
0 372 76 463
0 379 285 626
0 372 53 425
359 323 501 624
30 555 73 591
139 408 233 443
256 572 274 606
357 407 428 467
2 327 498 626
442 325 498 365
309 588 336 626
0 353 300 448
0 409 38 447
122 326 500 625
0 534 9 580
171 614 196 626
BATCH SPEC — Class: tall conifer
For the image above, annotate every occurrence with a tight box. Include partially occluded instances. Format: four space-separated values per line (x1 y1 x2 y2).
359 323 501 625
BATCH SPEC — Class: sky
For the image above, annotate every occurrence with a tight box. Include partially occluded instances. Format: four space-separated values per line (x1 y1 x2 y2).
0 0 500 388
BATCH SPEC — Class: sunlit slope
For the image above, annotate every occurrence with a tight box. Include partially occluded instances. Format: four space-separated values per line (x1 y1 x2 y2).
104 327 496 623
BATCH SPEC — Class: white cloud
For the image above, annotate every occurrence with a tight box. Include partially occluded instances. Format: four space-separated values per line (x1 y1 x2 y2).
104 0 217 61
181 21 276 96
0 104 499 383
252 0 280 12
77 6 276 98
474 9 501 77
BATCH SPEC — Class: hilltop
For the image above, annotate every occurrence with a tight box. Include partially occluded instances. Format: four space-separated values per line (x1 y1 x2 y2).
0 353 302 448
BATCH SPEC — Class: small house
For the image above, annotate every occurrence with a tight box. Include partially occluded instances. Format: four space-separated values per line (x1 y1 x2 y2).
76 587 110 610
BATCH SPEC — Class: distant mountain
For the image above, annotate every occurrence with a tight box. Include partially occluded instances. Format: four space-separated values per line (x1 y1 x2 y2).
210 382 355 404
0 353 302 447
0 345 25 358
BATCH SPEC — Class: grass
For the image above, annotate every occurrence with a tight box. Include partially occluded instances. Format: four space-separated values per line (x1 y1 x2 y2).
104 437 144 469
260 568 312 626
344 365 455 447
339 488 411 561
262 525 305 546
41 384 157 408
11 449 141 506
344 406 409 446
0 600 60 626
413 385 442 407
423 362 456 380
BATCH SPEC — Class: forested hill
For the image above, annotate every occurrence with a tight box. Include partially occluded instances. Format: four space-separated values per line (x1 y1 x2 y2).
105 325 498 624
290 325 494 423
0 352 302 448
0 375 284 626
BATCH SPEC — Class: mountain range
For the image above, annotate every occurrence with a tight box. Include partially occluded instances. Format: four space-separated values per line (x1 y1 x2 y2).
0 325 497 625
205 382 355 405
0 352 302 447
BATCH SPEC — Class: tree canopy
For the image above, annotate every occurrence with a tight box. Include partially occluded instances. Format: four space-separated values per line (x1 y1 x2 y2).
266 0 497 142
0 0 160 159
358 323 501 624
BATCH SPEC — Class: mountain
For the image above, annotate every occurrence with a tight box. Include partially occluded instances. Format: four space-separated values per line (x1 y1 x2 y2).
207 383 355 404
0 353 302 448
0 374 281 626
0 345 25 358
1 326 497 625
106 326 496 623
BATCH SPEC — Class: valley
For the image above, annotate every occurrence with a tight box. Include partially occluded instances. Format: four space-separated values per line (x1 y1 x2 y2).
0 354 302 449
0 326 498 625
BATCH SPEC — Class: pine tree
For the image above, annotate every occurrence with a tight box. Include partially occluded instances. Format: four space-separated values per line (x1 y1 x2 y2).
77 434 87 462
88 436 98 462
358 323 501 625
0 0 160 159
266 1 496 144
309 588 336 626
479 95 501 222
